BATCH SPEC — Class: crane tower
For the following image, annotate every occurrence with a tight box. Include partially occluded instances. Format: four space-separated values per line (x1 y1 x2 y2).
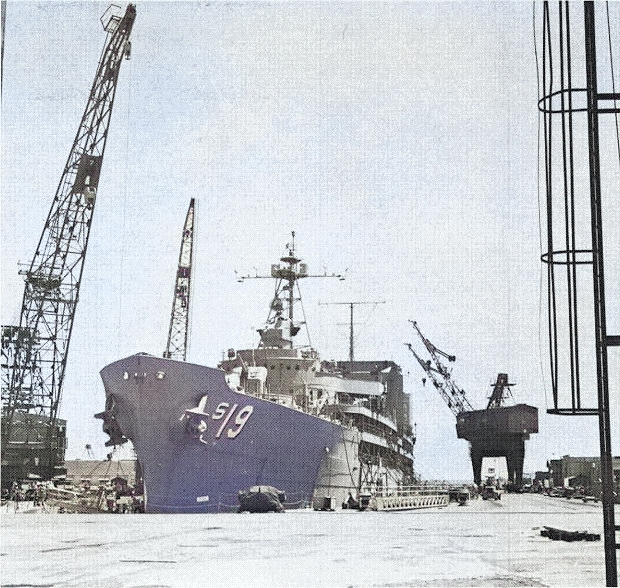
406 321 538 486
164 198 196 361
1 4 136 488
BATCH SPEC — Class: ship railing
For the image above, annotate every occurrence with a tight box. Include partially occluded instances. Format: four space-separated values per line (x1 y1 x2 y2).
217 496 241 513
250 389 297 408
326 403 401 438
358 420 385 439
360 484 450 499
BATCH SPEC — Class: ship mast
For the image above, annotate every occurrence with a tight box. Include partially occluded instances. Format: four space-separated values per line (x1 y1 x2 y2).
237 232 344 349
318 300 386 361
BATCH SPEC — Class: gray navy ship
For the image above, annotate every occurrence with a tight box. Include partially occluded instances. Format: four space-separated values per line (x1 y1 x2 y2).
97 238 424 513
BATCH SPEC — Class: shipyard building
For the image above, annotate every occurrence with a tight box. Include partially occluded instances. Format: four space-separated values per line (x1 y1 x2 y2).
548 455 620 497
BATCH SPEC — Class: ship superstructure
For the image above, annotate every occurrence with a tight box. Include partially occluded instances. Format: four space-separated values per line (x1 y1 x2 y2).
220 237 416 494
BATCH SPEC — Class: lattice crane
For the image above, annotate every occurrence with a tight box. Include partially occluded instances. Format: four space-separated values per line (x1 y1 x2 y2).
405 320 474 416
406 320 537 488
1 4 136 485
164 198 196 361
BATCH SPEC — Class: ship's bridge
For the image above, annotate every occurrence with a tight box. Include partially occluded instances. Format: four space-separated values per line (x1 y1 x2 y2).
219 345 322 403
219 346 319 371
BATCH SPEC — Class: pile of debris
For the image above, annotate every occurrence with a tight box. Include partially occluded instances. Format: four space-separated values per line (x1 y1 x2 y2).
541 526 601 542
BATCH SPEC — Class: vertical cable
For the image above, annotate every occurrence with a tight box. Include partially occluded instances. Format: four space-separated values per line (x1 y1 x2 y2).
564 3 581 410
533 2 551 412
558 4 576 410
606 2 620 162
543 3 559 407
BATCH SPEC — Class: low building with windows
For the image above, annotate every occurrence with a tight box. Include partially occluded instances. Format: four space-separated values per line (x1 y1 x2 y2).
63 459 137 489
548 455 620 497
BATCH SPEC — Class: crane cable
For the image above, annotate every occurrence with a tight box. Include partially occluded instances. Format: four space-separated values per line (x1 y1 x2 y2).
533 2 620 414
532 2 551 414
534 2 561 411
116 44 134 348
605 2 620 164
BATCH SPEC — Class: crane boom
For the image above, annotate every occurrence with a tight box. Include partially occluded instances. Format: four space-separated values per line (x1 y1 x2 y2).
1 4 136 485
405 320 474 416
164 198 196 361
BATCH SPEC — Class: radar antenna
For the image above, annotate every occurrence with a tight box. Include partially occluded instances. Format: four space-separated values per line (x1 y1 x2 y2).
237 232 344 349
318 301 386 362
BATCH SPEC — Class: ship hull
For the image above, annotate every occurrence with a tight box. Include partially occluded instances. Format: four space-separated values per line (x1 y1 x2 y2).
99 354 346 513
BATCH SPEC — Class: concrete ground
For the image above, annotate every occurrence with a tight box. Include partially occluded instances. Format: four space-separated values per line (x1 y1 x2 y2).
1 492 613 587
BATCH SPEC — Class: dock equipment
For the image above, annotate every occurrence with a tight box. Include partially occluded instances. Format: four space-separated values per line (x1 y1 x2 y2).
1 5 136 488
406 322 538 487
536 3 619 583
364 485 449 511
541 527 601 543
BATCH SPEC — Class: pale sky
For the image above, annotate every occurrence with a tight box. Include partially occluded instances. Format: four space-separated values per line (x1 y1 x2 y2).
2 1 618 481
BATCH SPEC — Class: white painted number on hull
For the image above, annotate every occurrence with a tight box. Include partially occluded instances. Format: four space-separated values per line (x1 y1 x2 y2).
214 403 238 438
228 405 254 439
187 396 254 443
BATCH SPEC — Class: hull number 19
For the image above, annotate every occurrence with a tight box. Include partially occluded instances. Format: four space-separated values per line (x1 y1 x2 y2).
184 395 254 443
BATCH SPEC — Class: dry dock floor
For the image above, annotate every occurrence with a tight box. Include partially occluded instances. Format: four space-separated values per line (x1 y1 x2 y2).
1 492 615 587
